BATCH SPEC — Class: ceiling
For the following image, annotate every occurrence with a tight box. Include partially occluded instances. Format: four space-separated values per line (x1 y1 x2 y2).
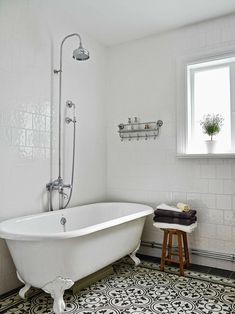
40 0 235 46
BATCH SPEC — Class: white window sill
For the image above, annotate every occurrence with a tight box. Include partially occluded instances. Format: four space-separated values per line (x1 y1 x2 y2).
177 153 235 158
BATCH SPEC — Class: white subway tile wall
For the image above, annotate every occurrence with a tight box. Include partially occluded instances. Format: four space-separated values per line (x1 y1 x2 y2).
0 0 107 294
107 14 235 270
0 104 51 160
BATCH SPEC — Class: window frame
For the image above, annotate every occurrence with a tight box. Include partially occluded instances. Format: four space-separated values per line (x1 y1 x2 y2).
176 47 235 158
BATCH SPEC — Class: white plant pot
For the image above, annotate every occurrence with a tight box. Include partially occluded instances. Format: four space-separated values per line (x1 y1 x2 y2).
205 140 216 154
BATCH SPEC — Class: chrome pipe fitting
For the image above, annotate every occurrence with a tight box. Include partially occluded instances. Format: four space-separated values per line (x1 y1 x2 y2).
54 69 62 74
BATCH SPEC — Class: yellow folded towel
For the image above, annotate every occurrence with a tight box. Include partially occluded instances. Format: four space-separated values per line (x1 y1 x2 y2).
176 202 190 212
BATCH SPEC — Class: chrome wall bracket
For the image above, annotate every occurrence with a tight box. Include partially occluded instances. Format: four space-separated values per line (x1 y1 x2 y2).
53 69 62 74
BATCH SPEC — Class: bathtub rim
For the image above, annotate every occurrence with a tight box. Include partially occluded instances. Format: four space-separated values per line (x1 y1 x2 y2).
0 202 153 241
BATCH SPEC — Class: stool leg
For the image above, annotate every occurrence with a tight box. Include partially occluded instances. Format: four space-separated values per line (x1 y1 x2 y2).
177 231 184 276
183 232 190 268
167 233 173 264
160 230 168 272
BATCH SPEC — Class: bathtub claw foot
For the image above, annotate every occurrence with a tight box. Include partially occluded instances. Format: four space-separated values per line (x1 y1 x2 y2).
129 242 141 266
16 271 31 299
42 276 74 314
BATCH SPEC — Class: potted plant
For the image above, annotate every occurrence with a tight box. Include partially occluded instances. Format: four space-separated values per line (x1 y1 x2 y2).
200 114 224 153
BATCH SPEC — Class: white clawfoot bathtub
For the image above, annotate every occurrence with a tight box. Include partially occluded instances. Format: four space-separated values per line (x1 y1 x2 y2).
0 202 153 314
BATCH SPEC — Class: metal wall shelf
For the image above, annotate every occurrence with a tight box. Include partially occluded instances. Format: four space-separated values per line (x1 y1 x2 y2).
118 118 163 141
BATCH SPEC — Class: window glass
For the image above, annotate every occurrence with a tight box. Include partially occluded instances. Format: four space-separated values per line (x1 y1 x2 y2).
187 58 233 154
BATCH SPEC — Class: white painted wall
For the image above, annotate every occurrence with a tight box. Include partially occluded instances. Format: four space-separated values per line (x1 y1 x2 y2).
0 0 107 294
106 14 235 271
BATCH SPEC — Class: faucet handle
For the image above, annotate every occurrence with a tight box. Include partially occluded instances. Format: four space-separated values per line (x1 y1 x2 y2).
65 117 73 124
65 117 76 124
66 100 75 108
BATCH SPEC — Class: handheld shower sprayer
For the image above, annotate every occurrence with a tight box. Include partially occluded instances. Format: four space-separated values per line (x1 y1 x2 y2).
46 33 89 211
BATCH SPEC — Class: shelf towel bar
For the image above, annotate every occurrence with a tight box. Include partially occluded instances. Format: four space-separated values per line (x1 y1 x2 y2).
118 119 163 141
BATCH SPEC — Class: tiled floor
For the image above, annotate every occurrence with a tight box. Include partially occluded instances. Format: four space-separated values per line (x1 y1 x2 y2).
1 256 235 313
138 254 235 279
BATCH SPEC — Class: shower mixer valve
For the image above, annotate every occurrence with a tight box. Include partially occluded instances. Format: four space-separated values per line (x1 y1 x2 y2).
46 178 72 193
46 177 72 210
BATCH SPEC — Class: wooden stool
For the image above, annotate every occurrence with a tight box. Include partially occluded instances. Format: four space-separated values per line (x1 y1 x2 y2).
160 228 190 276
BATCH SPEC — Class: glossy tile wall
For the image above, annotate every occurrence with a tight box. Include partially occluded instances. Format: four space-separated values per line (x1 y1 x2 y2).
0 0 107 294
106 14 235 271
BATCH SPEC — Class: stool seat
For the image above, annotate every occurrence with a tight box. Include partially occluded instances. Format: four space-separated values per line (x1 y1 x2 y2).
159 228 190 276
153 222 197 233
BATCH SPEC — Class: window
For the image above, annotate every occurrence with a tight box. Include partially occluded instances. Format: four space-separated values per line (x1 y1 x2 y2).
185 55 235 154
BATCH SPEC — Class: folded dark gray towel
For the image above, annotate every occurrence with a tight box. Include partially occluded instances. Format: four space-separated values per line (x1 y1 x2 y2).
153 216 197 226
154 209 197 219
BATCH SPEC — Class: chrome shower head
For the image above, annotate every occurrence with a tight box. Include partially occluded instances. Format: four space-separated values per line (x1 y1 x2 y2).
73 44 89 61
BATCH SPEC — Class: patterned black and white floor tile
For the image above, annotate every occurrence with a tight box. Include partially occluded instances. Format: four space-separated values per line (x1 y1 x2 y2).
136 259 235 287
1 259 235 314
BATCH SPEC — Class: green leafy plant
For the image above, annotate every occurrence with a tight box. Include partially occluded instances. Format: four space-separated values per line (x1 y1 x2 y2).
200 114 224 140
